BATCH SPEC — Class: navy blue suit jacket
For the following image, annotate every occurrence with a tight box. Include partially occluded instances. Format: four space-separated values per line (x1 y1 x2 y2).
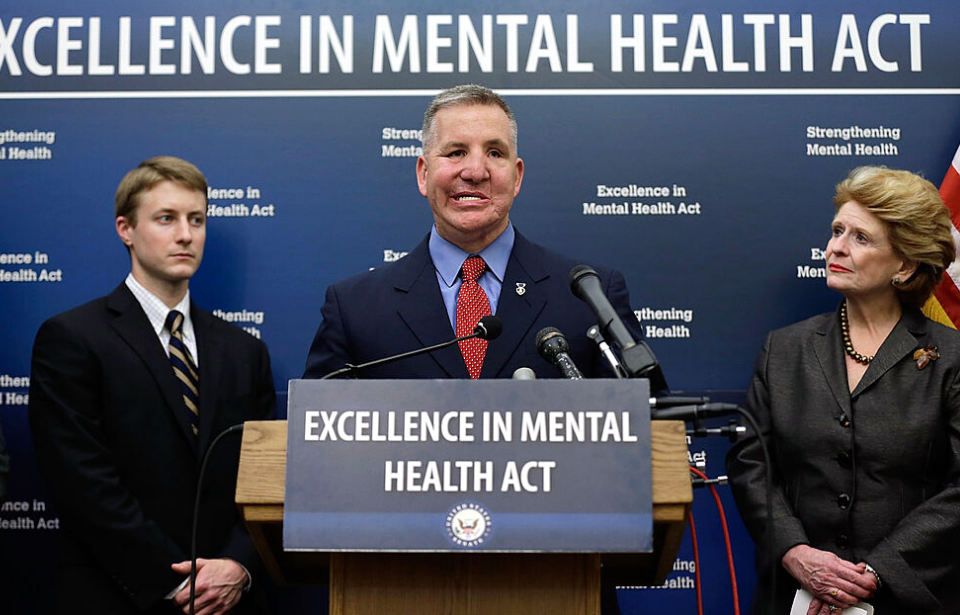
304 230 649 380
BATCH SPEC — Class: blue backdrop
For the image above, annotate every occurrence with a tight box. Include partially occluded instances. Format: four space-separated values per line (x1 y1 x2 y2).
3 1 960 613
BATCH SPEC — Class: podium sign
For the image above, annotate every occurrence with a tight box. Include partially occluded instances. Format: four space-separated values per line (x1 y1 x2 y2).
283 379 652 553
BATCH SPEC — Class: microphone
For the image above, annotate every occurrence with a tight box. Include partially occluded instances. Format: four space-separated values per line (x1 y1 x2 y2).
650 396 711 408
651 402 740 421
322 315 502 379
512 367 537 380
569 265 663 385
569 265 636 352
535 327 584 380
474 314 502 341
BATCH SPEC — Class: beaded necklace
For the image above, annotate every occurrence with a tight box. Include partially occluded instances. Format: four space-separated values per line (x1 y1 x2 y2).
840 302 873 365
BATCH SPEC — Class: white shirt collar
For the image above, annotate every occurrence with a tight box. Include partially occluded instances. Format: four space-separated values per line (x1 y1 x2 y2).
124 273 198 365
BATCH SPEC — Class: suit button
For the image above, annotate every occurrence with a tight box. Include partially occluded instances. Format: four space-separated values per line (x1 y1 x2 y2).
837 451 851 468
839 413 851 428
837 493 851 509
836 534 849 549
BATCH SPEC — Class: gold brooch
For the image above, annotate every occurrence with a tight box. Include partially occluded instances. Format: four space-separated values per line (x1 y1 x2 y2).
913 345 939 370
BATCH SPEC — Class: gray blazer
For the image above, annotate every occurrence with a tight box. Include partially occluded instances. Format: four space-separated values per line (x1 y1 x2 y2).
727 304 960 613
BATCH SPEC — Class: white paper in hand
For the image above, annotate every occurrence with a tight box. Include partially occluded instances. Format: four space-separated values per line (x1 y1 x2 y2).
790 589 875 615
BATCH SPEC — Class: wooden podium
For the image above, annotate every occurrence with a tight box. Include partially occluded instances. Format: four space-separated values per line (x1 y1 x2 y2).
236 420 691 615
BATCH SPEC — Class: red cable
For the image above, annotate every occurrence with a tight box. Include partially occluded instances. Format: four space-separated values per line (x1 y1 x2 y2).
690 466 741 615
688 510 704 615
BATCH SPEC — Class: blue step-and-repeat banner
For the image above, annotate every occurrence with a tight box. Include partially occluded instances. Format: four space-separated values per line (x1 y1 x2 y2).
3 1 960 612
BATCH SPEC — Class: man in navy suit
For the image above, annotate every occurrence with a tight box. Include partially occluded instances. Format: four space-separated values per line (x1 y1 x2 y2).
304 84 650 381
29 156 275 614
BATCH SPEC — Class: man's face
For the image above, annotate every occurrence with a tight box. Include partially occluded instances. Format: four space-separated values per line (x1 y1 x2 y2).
417 103 524 253
116 180 206 296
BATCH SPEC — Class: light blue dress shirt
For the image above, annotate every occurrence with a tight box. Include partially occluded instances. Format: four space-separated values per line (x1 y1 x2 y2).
429 223 516 332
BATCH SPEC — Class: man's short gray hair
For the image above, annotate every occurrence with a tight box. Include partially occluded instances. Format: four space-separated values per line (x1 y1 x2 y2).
421 84 518 153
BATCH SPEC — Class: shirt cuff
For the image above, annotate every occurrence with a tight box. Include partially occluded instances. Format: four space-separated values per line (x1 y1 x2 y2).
165 576 189 600
238 561 252 592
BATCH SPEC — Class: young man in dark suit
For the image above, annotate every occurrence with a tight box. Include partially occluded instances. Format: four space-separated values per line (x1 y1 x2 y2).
29 156 275 614
304 85 648 381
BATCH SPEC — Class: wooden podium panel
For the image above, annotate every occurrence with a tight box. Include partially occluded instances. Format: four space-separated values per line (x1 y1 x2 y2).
236 420 691 614
330 552 600 615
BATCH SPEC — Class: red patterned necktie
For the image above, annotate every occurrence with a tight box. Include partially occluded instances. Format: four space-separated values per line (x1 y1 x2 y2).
456 256 492 379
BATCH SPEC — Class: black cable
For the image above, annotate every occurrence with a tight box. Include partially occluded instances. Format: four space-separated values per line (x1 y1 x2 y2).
660 402 774 612
189 423 245 615
733 406 777 613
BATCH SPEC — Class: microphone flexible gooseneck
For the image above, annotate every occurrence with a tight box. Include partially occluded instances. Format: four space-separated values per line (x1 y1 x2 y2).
321 314 503 379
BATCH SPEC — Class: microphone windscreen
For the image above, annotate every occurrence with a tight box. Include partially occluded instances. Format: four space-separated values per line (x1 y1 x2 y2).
568 264 600 296
535 326 560 348
475 315 503 340
535 326 570 358
512 367 537 380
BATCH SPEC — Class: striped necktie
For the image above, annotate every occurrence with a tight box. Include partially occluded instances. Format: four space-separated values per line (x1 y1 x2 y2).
165 310 200 435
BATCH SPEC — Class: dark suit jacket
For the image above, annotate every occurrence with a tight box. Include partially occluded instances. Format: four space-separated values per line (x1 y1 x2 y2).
303 230 648 380
29 283 276 614
727 304 960 614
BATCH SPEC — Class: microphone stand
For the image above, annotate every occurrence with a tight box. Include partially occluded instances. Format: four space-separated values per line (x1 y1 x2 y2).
587 325 627 379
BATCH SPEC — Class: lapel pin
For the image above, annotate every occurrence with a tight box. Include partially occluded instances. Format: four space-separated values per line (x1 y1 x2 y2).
515 282 526 296
913 345 939 370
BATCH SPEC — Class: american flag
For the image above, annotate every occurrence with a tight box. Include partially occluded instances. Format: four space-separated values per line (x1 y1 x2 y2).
922 143 960 329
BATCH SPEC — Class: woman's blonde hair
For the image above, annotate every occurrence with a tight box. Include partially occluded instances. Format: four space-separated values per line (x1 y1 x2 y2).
834 166 955 306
